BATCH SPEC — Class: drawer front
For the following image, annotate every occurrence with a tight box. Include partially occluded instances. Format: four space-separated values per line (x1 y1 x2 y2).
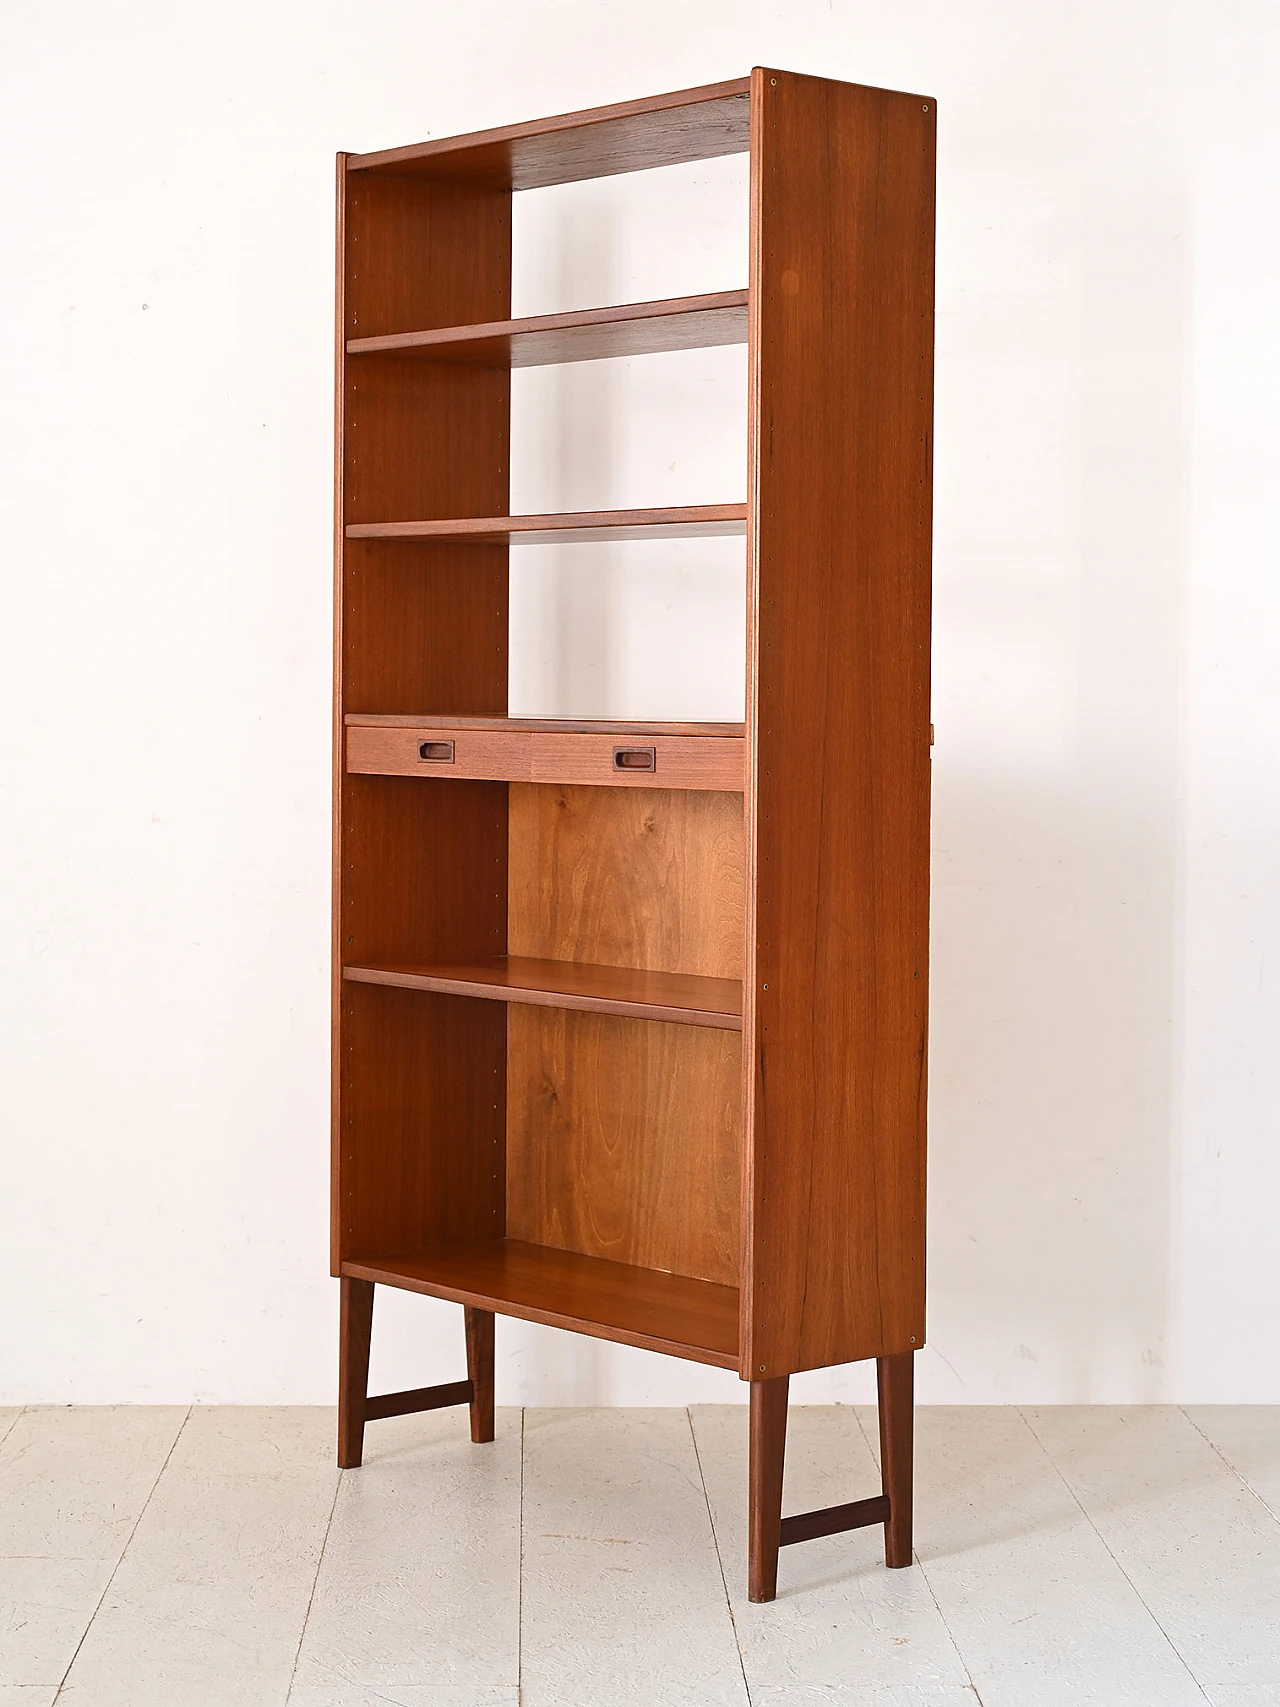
345 726 744 791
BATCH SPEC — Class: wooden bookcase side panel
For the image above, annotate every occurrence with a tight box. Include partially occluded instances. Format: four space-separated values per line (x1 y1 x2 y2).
340 776 508 968
343 171 513 338
741 71 935 1378
338 983 506 1258
342 541 508 715
343 358 511 525
333 157 513 1274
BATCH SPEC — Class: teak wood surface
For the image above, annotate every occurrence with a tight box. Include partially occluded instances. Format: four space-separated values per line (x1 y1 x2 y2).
334 69 933 1590
343 955 742 1029
344 723 745 791
347 290 748 367
342 1240 740 1367
346 504 746 544
506 784 745 1288
345 715 743 735
347 78 751 188
333 158 512 1273
741 69 934 1380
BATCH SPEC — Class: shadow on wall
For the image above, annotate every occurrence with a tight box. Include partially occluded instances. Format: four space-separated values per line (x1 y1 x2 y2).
461 127 1189 1408
926 155 1186 1404
510 201 618 716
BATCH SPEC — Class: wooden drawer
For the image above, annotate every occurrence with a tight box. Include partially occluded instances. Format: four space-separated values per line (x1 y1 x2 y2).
345 724 745 791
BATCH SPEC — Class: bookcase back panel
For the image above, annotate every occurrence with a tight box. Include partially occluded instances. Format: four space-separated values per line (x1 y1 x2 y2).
338 981 505 1258
505 1008 740 1286
342 540 508 715
507 783 744 979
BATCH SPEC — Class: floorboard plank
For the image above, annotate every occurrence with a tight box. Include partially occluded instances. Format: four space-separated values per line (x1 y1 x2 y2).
883 1406 1207 1707
57 1408 335 1707
0 1406 185 1690
1183 1405 1280 1520
691 1406 968 1694
290 1409 520 1701
1026 1405 1280 1694
520 1408 746 1706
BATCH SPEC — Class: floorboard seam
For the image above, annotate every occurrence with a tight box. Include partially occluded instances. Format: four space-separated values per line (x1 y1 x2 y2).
850 1406 986 1706
686 1407 752 1705
1016 1406 1214 1704
1180 1405 1280 1527
52 1403 193 1703
283 1448 343 1704
517 1405 526 1707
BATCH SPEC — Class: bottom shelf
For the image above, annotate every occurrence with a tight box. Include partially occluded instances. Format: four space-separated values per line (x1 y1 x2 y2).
342 1239 740 1370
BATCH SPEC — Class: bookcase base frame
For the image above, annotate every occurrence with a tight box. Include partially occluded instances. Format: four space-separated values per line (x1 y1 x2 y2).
748 1353 914 1602
337 1278 914 1599
337 1278 495 1468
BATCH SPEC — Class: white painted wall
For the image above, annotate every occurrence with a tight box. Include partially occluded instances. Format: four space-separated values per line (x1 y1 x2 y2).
2 0 1277 1405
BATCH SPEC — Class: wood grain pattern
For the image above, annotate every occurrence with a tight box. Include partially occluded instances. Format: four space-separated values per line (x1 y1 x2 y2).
465 1307 496 1443
342 542 508 715
748 1375 788 1602
508 784 744 979
504 784 745 1289
878 1351 915 1566
364 1381 474 1421
343 172 512 339
344 956 742 1029
347 78 751 189
337 1275 374 1468
778 1495 890 1547
506 1009 740 1285
342 1240 740 1367
741 69 934 1379
334 159 513 1278
331 156 350 1278
346 723 744 791
347 504 746 543
348 714 744 735
338 981 506 1258
348 290 748 367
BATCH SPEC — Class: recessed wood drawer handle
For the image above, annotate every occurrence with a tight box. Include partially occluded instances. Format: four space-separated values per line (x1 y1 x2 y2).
613 746 656 771
418 740 455 763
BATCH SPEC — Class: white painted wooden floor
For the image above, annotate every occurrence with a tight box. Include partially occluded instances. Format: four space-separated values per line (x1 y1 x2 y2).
1 1404 1277 1706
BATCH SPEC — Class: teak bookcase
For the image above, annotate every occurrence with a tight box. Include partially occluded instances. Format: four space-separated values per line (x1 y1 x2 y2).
333 68 934 1602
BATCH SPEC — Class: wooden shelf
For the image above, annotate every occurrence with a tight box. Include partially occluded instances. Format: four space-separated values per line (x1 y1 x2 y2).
345 504 747 545
347 291 748 368
346 715 744 735
342 1240 739 1369
344 955 743 1030
346 77 751 190
345 716 745 791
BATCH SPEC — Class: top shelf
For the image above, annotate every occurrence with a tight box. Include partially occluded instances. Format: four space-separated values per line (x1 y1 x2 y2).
346 76 751 190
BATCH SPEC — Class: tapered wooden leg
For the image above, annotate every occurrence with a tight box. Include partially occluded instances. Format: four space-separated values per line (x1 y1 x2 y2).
877 1350 914 1567
338 1277 374 1469
464 1306 495 1444
748 1375 789 1602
